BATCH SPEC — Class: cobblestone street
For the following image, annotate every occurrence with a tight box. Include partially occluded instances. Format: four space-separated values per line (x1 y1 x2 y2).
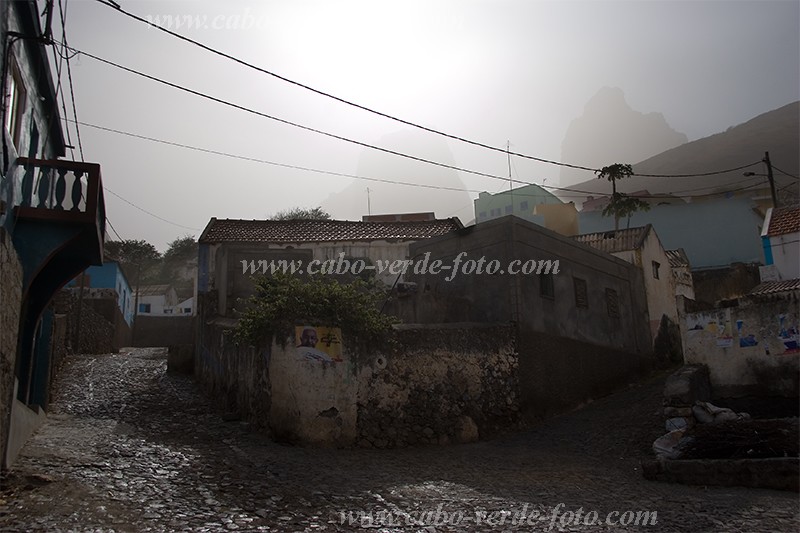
0 348 797 532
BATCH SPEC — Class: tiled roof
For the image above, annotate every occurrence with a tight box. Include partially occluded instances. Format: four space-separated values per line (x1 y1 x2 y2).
749 279 800 296
666 248 691 268
571 225 651 254
766 205 800 237
136 284 174 296
198 217 463 244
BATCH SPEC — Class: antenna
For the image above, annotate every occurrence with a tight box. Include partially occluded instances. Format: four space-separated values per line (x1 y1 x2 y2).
366 187 371 215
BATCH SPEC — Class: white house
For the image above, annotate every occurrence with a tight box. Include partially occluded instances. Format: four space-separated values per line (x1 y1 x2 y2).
135 284 179 315
760 205 800 282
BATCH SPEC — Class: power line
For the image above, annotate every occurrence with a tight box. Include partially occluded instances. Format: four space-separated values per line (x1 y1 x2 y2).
64 118 488 194
69 117 775 210
56 41 540 188
94 0 600 173
772 165 800 180
58 0 84 161
104 187 202 231
106 216 123 240
631 161 762 178
94 0 766 181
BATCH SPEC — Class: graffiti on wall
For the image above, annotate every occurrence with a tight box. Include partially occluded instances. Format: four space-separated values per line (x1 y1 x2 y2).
296 326 344 363
777 314 799 354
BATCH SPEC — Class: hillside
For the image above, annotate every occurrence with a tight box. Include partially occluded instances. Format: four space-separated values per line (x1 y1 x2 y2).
564 101 800 203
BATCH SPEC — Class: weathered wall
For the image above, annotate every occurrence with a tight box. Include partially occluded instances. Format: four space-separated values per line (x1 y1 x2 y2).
133 315 195 348
682 295 800 401
516 328 648 419
195 322 520 447
194 318 271 428
692 263 761 305
0 229 23 464
355 325 518 447
391 216 652 355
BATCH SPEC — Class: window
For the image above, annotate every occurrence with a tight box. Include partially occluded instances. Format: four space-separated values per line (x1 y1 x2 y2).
505 205 513 214
652 261 661 279
491 208 500 217
539 273 554 299
520 201 529 211
183 307 192 314
479 211 487 220
138 303 151 313
4 58 26 147
573 277 588 308
164 308 173 314
606 288 620 317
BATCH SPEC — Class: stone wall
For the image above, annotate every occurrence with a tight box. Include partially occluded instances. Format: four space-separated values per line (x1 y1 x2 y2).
0 229 23 464
356 325 519 448
682 294 799 410
195 322 519 447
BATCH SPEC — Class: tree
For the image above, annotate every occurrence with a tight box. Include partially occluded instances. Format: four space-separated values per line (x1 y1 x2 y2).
160 235 197 286
234 273 397 347
104 239 161 282
268 206 332 221
596 163 650 230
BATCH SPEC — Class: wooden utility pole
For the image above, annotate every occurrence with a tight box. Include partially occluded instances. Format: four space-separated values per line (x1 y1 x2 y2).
764 151 778 208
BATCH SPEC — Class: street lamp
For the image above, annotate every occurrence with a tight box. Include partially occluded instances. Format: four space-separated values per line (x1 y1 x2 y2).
742 152 777 207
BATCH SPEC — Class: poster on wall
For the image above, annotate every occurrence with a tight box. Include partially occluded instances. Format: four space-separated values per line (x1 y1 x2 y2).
295 326 344 363
736 319 759 348
777 314 799 354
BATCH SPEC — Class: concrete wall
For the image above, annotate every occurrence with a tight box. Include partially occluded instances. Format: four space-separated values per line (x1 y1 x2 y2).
391 216 652 355
766 232 800 280
0 229 23 465
682 296 800 401
133 315 195 348
579 197 765 269
195 322 519 447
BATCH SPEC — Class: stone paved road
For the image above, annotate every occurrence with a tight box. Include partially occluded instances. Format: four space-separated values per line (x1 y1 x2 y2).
0 348 797 532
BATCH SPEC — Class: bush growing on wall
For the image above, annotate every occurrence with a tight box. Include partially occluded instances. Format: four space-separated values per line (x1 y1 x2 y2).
234 273 398 346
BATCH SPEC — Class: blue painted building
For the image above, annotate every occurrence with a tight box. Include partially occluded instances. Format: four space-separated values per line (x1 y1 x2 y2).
67 261 134 326
578 197 765 270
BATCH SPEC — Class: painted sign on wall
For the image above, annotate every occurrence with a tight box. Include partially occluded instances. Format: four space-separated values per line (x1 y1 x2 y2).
295 326 344 362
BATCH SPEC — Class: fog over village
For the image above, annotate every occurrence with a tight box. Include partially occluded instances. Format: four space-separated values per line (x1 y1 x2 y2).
0 1 799 531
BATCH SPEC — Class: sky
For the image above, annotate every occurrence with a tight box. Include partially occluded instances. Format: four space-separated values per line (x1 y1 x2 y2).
51 0 800 251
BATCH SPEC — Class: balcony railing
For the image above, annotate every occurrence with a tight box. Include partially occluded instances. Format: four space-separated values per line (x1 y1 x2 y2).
13 157 104 226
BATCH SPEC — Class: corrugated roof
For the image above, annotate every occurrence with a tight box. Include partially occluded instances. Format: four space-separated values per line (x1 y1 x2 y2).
198 217 463 244
571 225 651 254
666 248 691 268
749 279 800 296
766 205 800 237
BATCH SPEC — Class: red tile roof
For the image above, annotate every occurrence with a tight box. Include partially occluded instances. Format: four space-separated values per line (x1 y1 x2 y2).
749 278 800 296
766 205 800 237
198 217 463 244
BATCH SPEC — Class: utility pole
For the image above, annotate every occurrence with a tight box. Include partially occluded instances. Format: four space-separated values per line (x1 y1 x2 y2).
763 151 778 208
366 187 371 215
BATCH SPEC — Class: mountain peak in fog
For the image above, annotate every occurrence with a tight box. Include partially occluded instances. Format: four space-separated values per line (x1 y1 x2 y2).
559 87 688 186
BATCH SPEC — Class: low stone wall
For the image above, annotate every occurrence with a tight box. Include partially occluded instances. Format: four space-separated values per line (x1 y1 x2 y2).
355 325 519 447
682 296 799 405
0 230 23 466
195 322 519 447
642 457 799 492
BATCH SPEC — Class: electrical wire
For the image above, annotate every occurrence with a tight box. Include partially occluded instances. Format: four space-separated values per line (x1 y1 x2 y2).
64 118 487 194
93 0 600 173
58 0 84 161
104 186 202 231
772 165 800 180
92 0 768 181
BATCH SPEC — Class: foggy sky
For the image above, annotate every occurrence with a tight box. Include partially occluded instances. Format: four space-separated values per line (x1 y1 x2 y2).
56 0 800 251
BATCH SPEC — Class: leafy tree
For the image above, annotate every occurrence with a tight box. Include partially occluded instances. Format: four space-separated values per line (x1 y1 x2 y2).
234 273 397 347
104 239 161 283
160 235 197 286
269 206 332 221
596 163 650 230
